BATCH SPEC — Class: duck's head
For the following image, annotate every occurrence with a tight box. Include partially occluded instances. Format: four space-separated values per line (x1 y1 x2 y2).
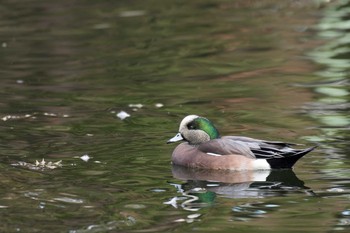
167 115 220 145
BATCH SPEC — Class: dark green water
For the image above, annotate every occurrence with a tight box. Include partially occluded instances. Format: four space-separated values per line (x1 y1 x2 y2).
0 0 349 232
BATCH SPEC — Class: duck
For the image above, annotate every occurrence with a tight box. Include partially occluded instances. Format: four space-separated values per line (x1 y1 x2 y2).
167 115 316 170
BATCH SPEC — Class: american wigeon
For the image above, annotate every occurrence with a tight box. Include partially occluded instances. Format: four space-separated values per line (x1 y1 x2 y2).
167 115 316 170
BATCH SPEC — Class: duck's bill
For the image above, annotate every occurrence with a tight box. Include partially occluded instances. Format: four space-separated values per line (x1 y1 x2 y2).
167 133 184 144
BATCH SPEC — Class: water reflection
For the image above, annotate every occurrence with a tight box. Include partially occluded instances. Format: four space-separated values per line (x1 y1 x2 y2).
0 0 346 232
302 2 350 231
304 0 350 154
166 165 313 212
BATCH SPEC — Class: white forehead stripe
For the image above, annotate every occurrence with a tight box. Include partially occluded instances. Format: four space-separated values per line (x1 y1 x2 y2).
179 115 199 130
181 115 199 124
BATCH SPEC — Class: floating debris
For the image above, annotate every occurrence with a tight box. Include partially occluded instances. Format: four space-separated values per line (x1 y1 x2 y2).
2 42 7 48
35 159 62 169
129 105 140 112
1 112 69 121
188 213 201 219
2 114 31 121
80 154 90 162
342 210 350 216
128 104 143 109
155 103 164 108
12 159 62 170
327 187 344 192
116 111 130 120
53 197 84 204
43 112 57 117
2 115 12 121
16 79 24 84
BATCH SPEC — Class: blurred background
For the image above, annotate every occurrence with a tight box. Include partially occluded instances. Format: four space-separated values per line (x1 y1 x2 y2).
0 0 349 232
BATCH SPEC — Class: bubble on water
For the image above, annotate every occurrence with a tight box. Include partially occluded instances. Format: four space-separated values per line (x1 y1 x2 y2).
155 103 164 108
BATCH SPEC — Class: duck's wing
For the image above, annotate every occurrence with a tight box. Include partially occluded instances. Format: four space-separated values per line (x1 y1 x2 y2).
224 136 298 148
198 136 310 159
197 137 257 158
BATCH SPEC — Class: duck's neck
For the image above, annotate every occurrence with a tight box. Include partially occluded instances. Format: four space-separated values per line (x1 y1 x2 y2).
207 125 220 139
197 118 220 140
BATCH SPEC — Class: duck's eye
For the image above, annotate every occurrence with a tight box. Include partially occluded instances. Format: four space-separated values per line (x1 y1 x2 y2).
187 122 196 130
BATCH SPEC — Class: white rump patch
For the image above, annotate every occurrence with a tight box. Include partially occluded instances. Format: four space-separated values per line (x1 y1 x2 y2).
206 152 222 157
252 159 270 170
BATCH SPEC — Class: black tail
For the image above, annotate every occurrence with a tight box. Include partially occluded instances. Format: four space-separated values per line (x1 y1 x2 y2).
266 146 316 169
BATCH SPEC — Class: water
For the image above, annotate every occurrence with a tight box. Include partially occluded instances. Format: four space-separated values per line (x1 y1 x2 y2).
0 0 349 232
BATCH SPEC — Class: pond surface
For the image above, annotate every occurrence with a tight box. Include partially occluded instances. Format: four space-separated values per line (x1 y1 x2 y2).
0 0 349 232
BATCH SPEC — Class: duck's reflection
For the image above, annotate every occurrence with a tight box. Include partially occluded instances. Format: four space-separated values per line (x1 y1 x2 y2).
165 165 314 211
